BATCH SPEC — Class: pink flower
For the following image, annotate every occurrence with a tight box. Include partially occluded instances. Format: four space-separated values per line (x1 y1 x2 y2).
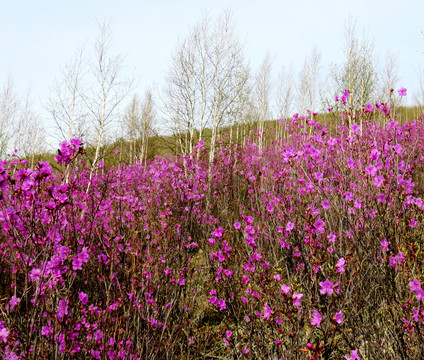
350 123 360 134
211 227 224 238
94 330 103 342
286 221 295 232
78 247 90 262
321 200 330 209
311 310 322 326
281 284 291 295
179 278 185 286
379 240 389 252
244 215 254 224
336 258 346 273
9 296 20 310
41 325 54 338
398 87 407 97
370 149 381 160
409 280 422 292
374 176 384 188
376 193 386 203
233 222 241 229
413 308 420 322
72 257 83 270
415 289 424 301
223 269 233 277
252 252 262 261
29 268 42 282
0 327 9 343
78 292 88 305
57 299 69 322
365 164 377 177
263 304 272 320
292 292 303 307
341 89 350 105
319 279 335 295
242 348 249 354
409 216 418 228
226 330 232 338
217 299 226 310
410 280 424 301
328 233 337 243
334 310 343 324
345 348 360 360
313 217 326 234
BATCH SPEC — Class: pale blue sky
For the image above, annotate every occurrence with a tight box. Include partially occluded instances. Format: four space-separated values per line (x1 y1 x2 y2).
1 0 423 137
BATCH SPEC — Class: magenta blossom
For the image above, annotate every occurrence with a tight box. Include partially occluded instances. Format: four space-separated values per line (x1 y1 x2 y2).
292 292 303 307
334 310 343 324
336 258 346 273
345 348 360 360
263 304 272 320
0 327 9 343
319 279 335 295
350 123 360 134
410 280 422 292
321 200 330 210
398 87 407 97
281 284 291 295
341 89 350 105
286 221 295 232
41 325 54 338
409 279 424 300
373 176 384 188
365 103 374 113
78 292 89 305
311 310 322 327
380 240 390 251
211 227 224 238
9 296 20 310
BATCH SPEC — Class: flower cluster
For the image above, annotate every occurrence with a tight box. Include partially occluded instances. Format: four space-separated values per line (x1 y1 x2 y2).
0 91 423 358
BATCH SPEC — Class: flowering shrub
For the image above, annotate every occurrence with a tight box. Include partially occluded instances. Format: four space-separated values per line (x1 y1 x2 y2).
1 93 424 358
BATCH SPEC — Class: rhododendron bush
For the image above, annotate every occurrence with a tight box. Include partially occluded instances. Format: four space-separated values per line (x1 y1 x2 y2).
1 99 424 359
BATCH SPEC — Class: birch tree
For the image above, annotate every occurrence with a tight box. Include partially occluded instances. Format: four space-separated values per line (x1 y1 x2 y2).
123 90 155 164
83 21 133 185
254 53 272 149
0 76 18 157
297 48 321 116
275 65 294 119
162 11 249 157
45 45 87 142
380 50 400 108
332 18 377 110
14 90 45 166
